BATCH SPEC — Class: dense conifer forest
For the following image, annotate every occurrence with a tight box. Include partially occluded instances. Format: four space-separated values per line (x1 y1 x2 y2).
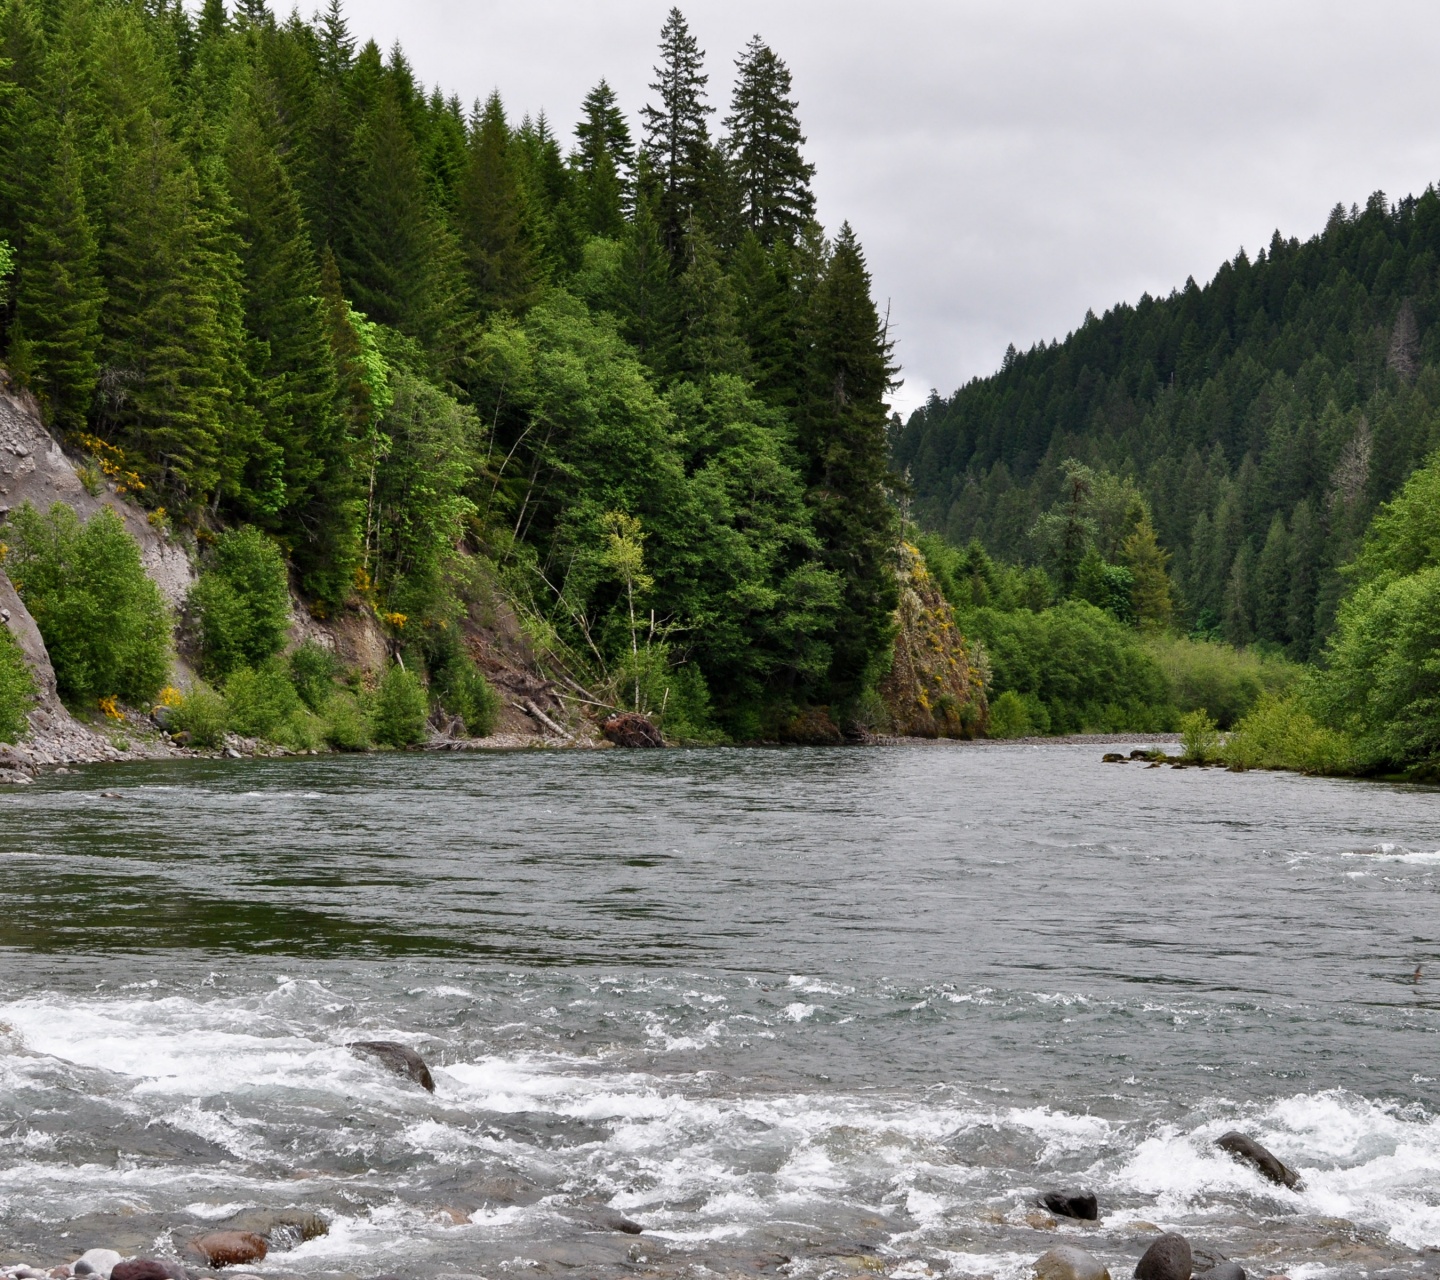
893 193 1440 660
0 0 900 740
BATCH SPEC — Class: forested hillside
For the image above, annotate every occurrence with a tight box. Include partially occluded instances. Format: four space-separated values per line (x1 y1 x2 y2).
893 192 1440 660
0 0 903 740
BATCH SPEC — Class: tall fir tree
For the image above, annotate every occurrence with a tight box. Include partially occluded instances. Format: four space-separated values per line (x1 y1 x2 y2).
224 70 350 586
676 223 748 382
571 79 632 239
603 179 678 375
11 117 103 430
799 222 899 705
455 91 536 315
731 230 797 409
99 117 238 504
724 36 814 246
639 7 711 260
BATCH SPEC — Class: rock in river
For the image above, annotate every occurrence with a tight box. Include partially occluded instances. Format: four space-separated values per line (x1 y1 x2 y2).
218 1207 329 1249
1042 1189 1099 1220
349 1039 436 1091
110 1262 182 1280
1215 1131 1303 1190
183 1231 268 1268
1196 1263 1246 1280
1034 1245 1111 1280
1135 1232 1192 1280
72 1250 121 1279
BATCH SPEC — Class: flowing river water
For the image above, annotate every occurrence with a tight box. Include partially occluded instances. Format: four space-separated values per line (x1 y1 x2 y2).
1 745 1438 1280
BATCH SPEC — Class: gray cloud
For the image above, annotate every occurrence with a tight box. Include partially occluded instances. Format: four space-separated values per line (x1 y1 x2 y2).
338 0 1440 413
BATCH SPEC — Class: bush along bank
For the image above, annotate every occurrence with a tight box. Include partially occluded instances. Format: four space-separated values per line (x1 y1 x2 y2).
0 499 601 771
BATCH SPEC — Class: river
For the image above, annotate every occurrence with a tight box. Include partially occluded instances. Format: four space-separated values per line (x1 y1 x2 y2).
1 745 1437 1279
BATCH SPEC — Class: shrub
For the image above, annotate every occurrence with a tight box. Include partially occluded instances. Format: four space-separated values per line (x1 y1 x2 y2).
424 628 502 738
190 526 292 679
4 502 170 706
290 639 339 712
322 690 371 751
1179 709 1221 763
969 599 1174 734
171 686 228 749
224 662 320 750
372 662 428 746
987 689 1032 738
0 626 36 742
1224 692 1353 774
1311 566 1440 772
1148 635 1298 728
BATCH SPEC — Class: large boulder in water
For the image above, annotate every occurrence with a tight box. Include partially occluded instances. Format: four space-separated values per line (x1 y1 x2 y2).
1042 1189 1099 1220
1034 1245 1111 1280
1216 1131 1303 1189
183 1231 268 1268
1196 1263 1246 1280
349 1039 436 1091
601 713 663 747
219 1207 329 1249
1135 1233 1192 1280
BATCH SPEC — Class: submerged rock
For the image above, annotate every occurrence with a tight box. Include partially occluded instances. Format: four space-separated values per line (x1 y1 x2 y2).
183 1231 268 1268
1042 1189 1099 1221
219 1208 329 1249
1034 1244 1111 1280
1196 1263 1246 1280
1135 1232 1192 1280
1216 1131 1303 1189
600 713 663 748
349 1039 436 1092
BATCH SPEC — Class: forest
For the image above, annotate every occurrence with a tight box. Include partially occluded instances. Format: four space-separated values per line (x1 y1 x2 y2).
894 190 1440 776
0 0 900 744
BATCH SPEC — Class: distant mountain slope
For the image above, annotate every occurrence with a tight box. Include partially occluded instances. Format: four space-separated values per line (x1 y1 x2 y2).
892 189 1440 659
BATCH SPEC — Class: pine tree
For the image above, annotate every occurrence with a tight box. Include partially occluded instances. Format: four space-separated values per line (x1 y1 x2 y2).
570 80 632 240
602 178 678 375
1286 498 1322 660
1120 509 1173 632
799 223 899 705
455 91 536 315
732 230 796 408
676 223 747 381
343 86 433 331
724 36 815 246
225 71 349 584
98 118 235 504
639 7 712 259
12 117 103 430
1254 512 1292 645
302 0 358 255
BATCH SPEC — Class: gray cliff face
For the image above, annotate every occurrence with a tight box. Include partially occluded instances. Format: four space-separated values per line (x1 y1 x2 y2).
0 386 194 607
0 386 197 765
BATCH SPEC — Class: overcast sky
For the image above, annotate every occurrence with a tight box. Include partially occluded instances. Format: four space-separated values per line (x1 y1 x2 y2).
336 0 1440 416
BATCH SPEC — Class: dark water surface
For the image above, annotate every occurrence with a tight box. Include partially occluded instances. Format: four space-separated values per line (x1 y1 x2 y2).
1 746 1438 1278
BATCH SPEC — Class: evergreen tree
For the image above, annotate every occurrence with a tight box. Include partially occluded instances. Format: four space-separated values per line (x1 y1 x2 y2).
731 230 797 409
1286 497 1322 660
1120 510 1173 632
1254 512 1293 645
98 118 239 504
639 7 711 259
602 180 677 375
225 71 352 592
455 92 537 315
723 36 814 245
11 118 103 430
798 223 899 705
676 223 748 381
